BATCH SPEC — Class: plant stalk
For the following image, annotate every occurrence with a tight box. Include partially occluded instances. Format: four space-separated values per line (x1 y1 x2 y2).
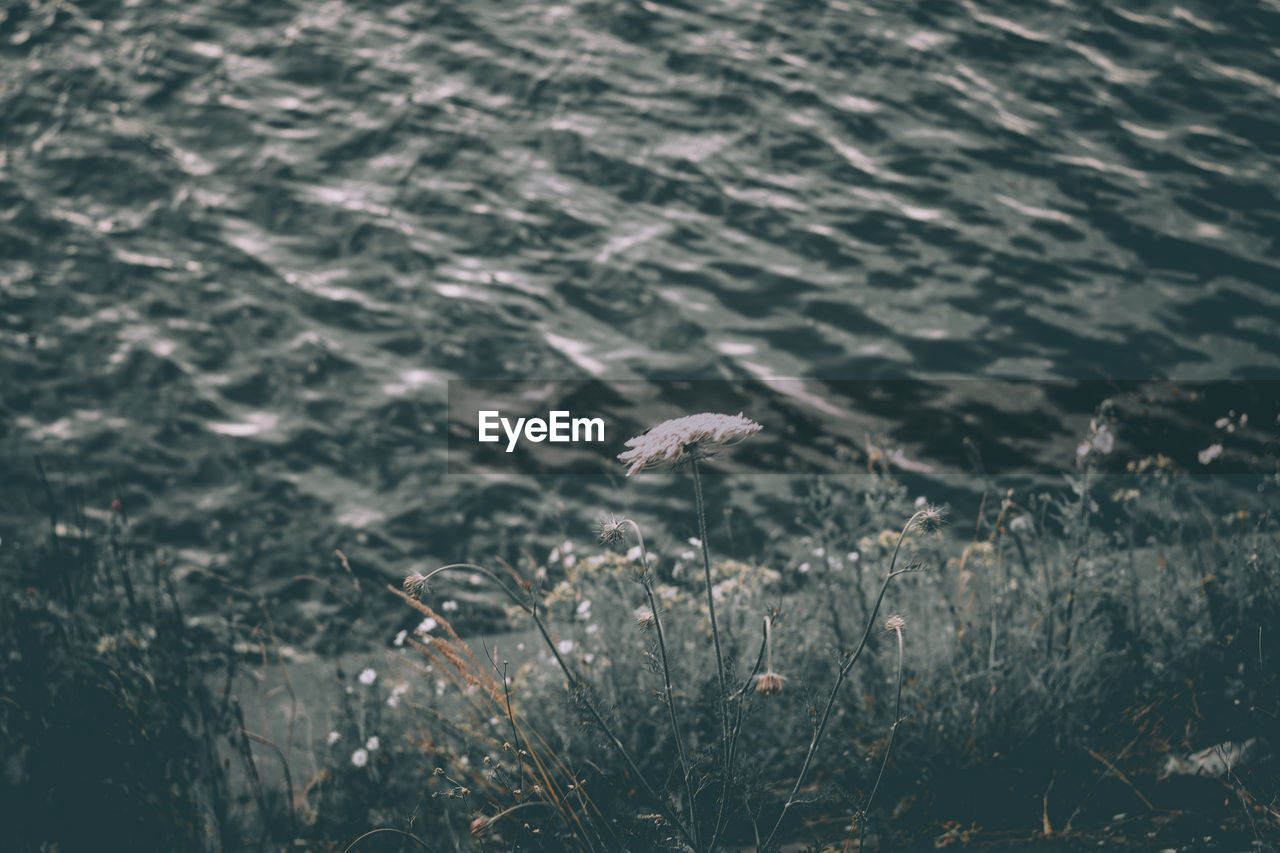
402 564 696 848
623 519 700 850
760 511 923 851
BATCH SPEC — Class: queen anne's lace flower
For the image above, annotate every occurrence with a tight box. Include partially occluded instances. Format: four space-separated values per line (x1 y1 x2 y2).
617 413 762 476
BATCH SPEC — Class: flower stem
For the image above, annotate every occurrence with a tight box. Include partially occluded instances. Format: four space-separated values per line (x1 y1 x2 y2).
859 621 906 850
691 456 730 742
709 617 769 852
692 455 737 852
399 563 695 848
623 519 700 850
760 510 923 851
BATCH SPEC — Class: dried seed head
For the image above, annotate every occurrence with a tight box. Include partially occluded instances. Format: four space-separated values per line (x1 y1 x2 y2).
911 505 947 534
885 614 907 633
403 572 429 599
618 412 762 476
754 671 785 697
470 816 491 839
595 514 626 543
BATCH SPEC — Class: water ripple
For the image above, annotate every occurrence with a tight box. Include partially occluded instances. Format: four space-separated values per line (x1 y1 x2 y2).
3 0 1278 640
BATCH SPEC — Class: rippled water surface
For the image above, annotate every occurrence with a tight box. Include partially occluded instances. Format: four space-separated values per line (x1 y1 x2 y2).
3 0 1280 634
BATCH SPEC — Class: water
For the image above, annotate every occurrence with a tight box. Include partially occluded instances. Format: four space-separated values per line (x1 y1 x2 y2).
3 0 1279 642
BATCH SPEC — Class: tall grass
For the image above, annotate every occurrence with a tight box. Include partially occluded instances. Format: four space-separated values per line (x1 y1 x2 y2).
369 413 1278 851
5 408 1277 852
0 498 241 852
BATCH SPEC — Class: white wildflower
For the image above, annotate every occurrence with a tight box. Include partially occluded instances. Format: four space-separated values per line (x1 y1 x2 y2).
626 544 643 562
358 668 377 685
393 630 407 647
798 562 811 573
586 623 599 635
1198 443 1224 465
617 412 762 475
575 599 591 618
327 730 341 746
441 600 459 612
1080 420 1115 458
351 748 369 768
557 639 574 654
366 736 380 751
550 541 576 563
1093 423 1115 454
416 617 437 634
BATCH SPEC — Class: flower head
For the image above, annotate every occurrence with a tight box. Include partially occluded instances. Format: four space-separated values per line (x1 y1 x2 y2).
351 748 369 768
470 816 492 839
754 671 786 697
910 504 947 534
885 614 907 633
595 514 626 542
403 571 429 599
617 412 762 476
358 667 377 685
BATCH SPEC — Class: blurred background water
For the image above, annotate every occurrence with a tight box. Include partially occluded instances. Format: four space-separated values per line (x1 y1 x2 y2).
3 0 1279 644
